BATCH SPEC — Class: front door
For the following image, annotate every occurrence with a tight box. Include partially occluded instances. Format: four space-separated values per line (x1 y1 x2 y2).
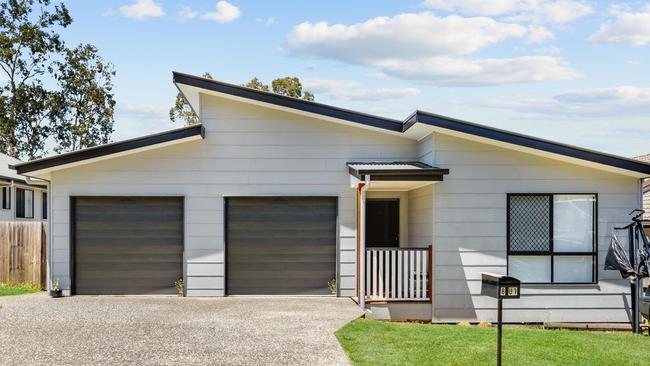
366 199 399 247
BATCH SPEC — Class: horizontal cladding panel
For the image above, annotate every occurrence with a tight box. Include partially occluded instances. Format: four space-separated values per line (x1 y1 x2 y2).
205 131 413 146
435 293 631 310
436 180 636 194
435 279 629 295
435 308 630 323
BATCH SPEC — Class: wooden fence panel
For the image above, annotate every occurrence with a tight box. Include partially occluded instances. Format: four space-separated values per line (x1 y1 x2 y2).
0 222 47 288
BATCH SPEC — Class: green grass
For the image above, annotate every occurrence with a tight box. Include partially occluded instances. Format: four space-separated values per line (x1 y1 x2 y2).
0 283 41 297
336 318 648 366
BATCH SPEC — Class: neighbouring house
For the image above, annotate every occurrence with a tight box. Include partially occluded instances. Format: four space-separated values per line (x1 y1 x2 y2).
635 154 650 238
12 72 650 324
0 153 48 221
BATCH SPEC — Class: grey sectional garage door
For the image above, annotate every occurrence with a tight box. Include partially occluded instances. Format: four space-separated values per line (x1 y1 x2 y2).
226 197 337 295
73 197 183 295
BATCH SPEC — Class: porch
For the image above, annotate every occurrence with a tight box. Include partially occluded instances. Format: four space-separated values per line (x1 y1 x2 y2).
348 162 449 306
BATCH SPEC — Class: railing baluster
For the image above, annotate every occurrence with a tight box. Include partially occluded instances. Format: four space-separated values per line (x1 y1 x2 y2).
377 250 383 299
390 250 396 300
397 250 402 300
372 250 377 298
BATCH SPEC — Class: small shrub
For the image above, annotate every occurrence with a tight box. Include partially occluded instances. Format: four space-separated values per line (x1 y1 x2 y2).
175 278 184 297
328 277 337 295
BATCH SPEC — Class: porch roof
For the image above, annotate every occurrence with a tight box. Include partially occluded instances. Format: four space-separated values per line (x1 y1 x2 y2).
347 161 449 182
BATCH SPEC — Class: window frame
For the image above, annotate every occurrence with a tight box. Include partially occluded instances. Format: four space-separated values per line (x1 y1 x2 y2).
2 186 10 210
42 191 48 219
506 193 598 285
15 188 35 219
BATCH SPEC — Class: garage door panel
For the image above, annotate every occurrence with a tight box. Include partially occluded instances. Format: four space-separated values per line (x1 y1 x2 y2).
74 196 183 295
226 197 337 295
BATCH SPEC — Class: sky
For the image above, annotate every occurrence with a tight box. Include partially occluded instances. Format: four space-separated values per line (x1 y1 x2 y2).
59 0 650 157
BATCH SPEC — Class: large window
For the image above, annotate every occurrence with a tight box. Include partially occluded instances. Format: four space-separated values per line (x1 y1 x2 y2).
507 194 597 284
16 188 34 219
2 187 9 209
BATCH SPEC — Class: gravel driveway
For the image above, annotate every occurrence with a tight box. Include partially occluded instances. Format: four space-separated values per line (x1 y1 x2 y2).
0 293 363 366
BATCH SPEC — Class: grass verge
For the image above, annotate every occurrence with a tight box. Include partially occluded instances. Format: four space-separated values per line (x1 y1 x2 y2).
336 318 647 366
0 283 41 297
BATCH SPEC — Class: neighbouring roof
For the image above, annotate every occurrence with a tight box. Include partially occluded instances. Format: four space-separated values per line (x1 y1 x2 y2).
0 153 46 187
174 72 650 177
14 124 205 175
347 161 449 181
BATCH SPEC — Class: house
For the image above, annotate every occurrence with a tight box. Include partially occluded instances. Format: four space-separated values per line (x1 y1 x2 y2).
0 153 48 221
635 154 650 238
13 72 650 323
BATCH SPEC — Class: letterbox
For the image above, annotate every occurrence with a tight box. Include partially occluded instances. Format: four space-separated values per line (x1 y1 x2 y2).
481 273 520 299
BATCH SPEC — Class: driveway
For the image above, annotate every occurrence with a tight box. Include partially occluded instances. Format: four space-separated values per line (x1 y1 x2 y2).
0 293 363 366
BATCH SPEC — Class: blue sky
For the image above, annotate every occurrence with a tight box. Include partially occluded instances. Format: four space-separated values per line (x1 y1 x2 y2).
60 0 650 157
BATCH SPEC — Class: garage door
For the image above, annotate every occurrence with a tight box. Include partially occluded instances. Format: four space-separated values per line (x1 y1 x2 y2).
226 197 337 295
73 197 183 295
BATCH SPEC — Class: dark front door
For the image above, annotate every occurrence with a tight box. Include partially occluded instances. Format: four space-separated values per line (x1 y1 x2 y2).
366 199 399 247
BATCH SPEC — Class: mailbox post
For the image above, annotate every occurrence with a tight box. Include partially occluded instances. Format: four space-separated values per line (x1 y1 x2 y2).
481 273 520 366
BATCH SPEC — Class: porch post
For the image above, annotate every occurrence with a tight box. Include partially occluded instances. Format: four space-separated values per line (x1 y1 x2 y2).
358 179 369 309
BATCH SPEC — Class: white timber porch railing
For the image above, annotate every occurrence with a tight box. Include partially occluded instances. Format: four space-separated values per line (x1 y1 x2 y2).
364 246 432 302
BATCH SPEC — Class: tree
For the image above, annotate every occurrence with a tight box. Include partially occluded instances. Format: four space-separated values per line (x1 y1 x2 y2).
169 72 213 126
0 0 115 160
271 77 314 101
170 74 316 126
0 0 71 159
53 44 116 153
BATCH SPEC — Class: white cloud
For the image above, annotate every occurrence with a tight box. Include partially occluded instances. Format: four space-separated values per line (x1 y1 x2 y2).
119 0 164 20
303 78 420 101
178 6 198 21
287 12 578 86
288 12 528 63
422 0 593 24
482 86 650 116
376 56 578 86
201 1 241 23
588 4 650 45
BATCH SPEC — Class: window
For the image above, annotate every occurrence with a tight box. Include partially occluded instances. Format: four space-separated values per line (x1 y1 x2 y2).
507 194 597 284
16 188 34 219
2 187 10 209
42 192 47 219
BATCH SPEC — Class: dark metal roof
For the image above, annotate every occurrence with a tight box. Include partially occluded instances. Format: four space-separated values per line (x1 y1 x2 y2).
406 111 650 176
347 161 450 181
14 124 205 174
173 72 404 132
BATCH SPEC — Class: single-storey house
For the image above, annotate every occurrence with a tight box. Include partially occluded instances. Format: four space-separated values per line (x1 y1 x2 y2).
13 72 650 323
0 153 48 221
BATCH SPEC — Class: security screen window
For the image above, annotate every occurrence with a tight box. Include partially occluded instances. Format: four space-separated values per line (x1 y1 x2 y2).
16 188 34 219
507 194 597 284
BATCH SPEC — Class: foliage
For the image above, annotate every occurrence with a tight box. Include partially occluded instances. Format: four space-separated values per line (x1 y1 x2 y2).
328 277 336 295
50 278 60 291
0 0 115 160
0 282 41 296
175 277 184 297
270 77 314 101
336 318 649 366
52 44 116 153
170 73 315 125
242 77 269 92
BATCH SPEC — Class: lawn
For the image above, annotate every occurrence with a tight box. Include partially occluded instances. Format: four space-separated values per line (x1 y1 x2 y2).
0 283 41 297
336 318 648 366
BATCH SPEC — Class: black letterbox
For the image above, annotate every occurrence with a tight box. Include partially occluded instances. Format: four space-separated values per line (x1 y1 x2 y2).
481 273 520 299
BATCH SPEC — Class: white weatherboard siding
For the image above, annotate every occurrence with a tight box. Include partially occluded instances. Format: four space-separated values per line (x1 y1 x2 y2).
49 95 417 296
431 133 638 323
